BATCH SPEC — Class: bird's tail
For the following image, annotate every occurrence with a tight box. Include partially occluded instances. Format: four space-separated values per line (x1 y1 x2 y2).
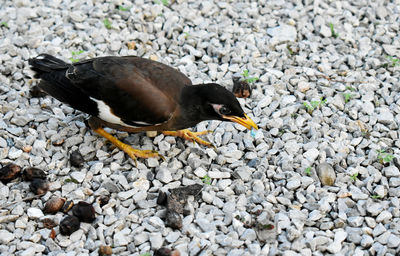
29 54 69 78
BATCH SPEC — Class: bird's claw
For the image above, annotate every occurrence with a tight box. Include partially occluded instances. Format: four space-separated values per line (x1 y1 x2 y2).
162 129 215 148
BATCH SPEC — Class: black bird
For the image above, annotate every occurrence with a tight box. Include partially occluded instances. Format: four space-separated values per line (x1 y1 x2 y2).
29 54 258 162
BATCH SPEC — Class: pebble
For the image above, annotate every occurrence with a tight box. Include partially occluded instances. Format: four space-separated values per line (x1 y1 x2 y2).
27 208 44 219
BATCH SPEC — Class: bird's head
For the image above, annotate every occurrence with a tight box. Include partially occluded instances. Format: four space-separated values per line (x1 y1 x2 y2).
184 83 258 130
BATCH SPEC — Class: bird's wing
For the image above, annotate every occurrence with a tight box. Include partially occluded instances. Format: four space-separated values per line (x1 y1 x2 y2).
66 56 192 127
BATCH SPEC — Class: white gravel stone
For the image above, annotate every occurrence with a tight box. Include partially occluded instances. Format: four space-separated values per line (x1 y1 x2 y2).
0 230 15 244
27 208 44 219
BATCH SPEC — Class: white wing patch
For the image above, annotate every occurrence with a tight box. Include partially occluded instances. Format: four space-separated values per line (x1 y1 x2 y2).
90 97 153 128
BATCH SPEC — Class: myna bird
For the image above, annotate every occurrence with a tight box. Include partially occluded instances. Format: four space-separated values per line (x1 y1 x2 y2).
29 54 258 162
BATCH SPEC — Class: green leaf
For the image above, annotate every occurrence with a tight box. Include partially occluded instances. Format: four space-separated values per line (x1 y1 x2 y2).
202 175 211 185
242 69 249 78
118 5 131 11
103 18 112 29
0 21 8 28
329 23 339 38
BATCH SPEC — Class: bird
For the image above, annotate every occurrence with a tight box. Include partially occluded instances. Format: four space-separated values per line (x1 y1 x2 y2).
29 54 258 163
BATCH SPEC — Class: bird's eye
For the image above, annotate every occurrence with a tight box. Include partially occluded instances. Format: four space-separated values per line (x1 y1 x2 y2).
219 106 231 115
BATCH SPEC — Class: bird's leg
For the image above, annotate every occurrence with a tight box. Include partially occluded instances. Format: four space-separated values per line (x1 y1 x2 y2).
92 128 164 164
162 129 215 148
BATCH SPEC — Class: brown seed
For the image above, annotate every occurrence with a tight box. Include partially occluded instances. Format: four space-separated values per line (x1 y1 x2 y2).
43 197 66 214
0 163 21 184
98 195 110 207
22 167 47 181
70 150 84 167
42 218 57 229
72 201 96 223
99 245 112 256
61 200 74 213
59 215 80 236
52 139 64 146
49 228 56 239
22 145 32 153
30 178 49 195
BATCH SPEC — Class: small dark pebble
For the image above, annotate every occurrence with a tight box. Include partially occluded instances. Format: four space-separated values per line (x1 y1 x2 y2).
44 197 66 214
70 150 84 167
154 248 173 256
0 163 21 184
98 195 110 207
169 184 203 201
30 85 47 98
165 209 182 229
59 215 80 235
22 167 47 181
62 200 74 213
157 191 168 206
232 78 251 98
30 178 49 195
73 201 96 222
42 218 57 229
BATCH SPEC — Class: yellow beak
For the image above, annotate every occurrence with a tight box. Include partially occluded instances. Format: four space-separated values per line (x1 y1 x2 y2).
223 113 258 130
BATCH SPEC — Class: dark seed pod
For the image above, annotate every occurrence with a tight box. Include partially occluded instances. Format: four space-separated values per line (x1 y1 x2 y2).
30 178 49 195
43 197 66 214
165 209 182 229
98 195 110 207
72 201 96 223
154 248 172 256
99 245 112 256
232 78 251 99
42 218 57 229
70 150 84 167
0 163 21 184
29 85 47 98
61 200 74 213
22 167 46 181
59 215 80 236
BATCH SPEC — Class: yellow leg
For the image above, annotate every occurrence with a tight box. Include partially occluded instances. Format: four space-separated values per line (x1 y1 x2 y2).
93 128 164 164
162 129 215 148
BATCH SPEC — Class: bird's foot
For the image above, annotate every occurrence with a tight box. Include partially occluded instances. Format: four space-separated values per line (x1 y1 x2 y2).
162 129 215 148
93 128 165 165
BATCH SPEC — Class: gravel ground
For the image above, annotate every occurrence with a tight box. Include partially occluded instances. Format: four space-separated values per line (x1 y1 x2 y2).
1 0 400 255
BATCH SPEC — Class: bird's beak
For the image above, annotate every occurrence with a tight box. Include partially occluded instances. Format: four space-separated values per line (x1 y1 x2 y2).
223 113 258 130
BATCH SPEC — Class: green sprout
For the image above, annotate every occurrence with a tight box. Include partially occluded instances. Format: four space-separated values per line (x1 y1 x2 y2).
64 178 79 184
376 149 394 164
329 23 339 38
140 253 151 256
346 86 355 91
241 69 259 84
344 93 353 103
183 32 190 39
303 97 326 113
287 45 294 55
350 173 359 182
371 194 382 200
118 5 131 11
386 56 400 67
202 175 212 185
304 167 312 176
103 18 112 29
69 50 84 63
0 21 8 28
154 0 169 5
